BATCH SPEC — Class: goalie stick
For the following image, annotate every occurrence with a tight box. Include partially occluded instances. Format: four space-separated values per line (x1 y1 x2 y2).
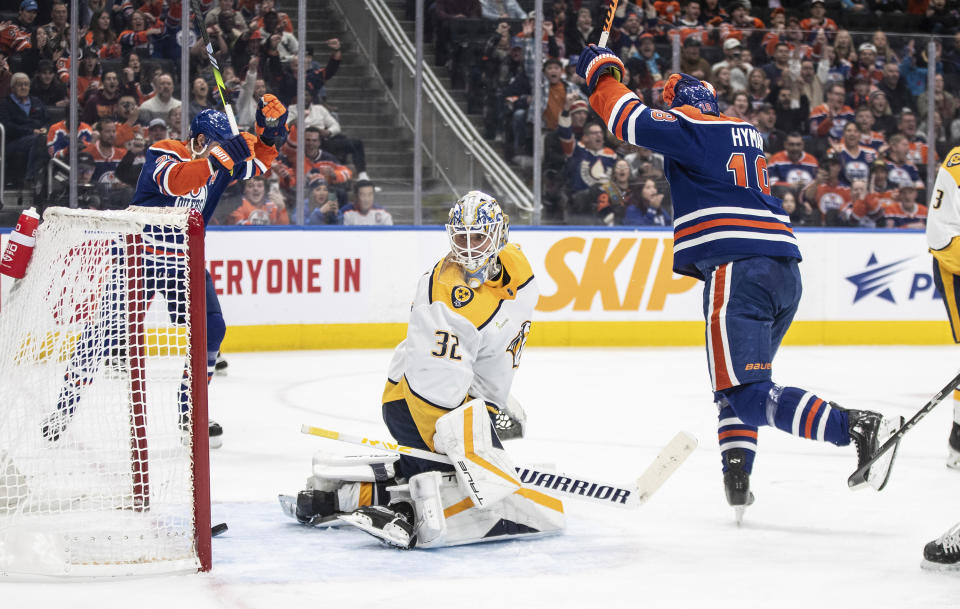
300 424 697 510
848 369 960 488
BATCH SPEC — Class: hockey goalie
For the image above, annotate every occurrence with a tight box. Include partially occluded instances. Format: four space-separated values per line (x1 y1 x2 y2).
280 191 565 549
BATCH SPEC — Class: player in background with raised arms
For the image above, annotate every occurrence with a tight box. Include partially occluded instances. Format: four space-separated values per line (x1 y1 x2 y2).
921 146 960 571
283 191 563 549
43 96 289 449
575 44 903 522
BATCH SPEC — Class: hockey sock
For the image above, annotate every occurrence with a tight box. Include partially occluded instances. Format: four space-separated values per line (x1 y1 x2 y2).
954 390 960 424
718 404 757 474
207 350 216 383
767 385 849 446
178 367 190 415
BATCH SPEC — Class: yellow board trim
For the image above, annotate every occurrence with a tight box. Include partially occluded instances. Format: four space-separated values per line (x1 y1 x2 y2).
219 320 957 351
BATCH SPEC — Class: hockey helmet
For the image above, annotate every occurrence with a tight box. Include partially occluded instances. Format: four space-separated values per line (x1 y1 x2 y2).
446 190 509 288
662 72 719 116
189 108 233 144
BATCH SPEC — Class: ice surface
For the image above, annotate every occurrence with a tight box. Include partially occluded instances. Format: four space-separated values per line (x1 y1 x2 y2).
5 345 960 608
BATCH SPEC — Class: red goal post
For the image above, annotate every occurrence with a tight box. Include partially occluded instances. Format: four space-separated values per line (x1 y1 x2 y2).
0 206 210 576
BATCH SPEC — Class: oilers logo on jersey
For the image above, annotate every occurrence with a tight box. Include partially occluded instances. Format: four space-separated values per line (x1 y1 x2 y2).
176 185 209 213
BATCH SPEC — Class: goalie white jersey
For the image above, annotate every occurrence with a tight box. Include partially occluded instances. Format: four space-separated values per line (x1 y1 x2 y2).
387 243 536 415
927 147 960 272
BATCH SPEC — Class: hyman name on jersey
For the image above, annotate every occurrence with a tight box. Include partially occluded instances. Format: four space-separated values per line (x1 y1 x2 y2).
730 126 764 150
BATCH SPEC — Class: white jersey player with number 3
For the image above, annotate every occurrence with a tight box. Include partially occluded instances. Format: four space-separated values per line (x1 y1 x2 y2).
284 191 564 548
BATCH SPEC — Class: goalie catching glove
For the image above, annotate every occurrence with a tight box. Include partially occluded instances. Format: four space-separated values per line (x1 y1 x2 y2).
256 93 288 145
576 44 623 95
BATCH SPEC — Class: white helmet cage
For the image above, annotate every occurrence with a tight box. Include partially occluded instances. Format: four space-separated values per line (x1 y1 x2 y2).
445 190 509 280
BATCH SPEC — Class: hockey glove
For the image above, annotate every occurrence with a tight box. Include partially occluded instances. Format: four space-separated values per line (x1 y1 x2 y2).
576 44 624 95
208 134 253 175
256 93 288 145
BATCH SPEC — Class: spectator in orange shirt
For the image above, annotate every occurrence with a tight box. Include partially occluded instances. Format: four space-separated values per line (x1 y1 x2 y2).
883 184 927 229
114 94 144 149
799 1 837 35
230 176 290 225
801 155 851 226
653 0 680 24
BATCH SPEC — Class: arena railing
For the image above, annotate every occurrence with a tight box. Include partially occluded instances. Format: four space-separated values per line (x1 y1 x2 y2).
335 0 536 217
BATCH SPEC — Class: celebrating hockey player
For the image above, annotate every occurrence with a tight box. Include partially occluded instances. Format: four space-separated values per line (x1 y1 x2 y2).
43 96 289 449
575 45 903 522
925 145 960 471
282 191 564 548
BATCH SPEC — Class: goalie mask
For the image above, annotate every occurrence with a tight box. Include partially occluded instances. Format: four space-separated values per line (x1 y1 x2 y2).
446 191 509 289
662 72 719 116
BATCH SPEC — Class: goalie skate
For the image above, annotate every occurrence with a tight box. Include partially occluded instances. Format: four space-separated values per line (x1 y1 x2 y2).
277 493 342 527
338 504 415 549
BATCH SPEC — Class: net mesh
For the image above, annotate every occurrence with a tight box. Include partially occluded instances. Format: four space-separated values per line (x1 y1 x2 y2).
0 207 201 576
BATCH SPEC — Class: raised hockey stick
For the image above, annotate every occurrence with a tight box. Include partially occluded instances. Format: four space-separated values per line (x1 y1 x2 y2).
848 369 960 488
190 0 239 135
597 0 620 47
301 424 697 510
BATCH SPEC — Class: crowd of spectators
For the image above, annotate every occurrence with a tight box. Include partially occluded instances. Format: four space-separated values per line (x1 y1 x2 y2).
0 0 390 225
2 0 958 228
430 0 960 227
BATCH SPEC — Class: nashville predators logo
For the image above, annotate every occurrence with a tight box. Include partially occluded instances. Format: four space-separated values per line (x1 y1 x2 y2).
451 285 474 308
948 152 960 168
506 321 531 368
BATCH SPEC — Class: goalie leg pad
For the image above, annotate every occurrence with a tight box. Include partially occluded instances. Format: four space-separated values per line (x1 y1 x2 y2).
434 399 522 509
417 472 565 548
308 450 399 488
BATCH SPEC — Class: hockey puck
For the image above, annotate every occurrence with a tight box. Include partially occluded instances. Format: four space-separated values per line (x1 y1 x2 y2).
211 522 228 537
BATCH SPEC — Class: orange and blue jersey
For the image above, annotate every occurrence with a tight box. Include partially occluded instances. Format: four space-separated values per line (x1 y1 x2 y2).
767 150 819 188
886 160 924 190
588 75 800 280
832 145 877 186
808 103 855 140
883 201 928 228
47 120 94 159
132 138 278 226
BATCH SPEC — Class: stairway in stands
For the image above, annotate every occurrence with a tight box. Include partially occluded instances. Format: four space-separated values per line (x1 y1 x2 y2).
282 0 441 224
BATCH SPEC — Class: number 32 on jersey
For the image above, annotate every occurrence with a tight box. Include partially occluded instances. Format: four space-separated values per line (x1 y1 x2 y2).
726 152 770 195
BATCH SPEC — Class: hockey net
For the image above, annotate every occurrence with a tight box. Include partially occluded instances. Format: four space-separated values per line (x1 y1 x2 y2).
0 207 210 576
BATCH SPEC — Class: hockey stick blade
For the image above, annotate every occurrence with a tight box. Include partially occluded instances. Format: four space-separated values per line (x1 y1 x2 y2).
847 370 960 488
634 431 698 505
301 424 697 510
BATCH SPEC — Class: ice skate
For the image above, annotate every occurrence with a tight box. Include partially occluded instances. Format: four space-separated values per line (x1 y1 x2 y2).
846 408 904 491
278 490 342 526
722 448 754 525
214 352 228 376
338 503 416 549
922 521 960 571
947 423 960 470
208 420 223 449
